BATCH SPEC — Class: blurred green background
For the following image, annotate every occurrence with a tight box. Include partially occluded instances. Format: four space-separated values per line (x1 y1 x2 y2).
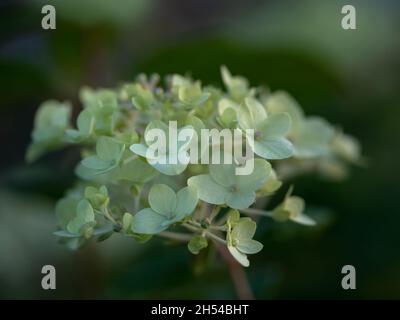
0 0 399 299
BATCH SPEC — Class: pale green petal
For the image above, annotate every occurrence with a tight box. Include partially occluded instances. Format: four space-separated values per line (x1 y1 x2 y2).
188 236 208 255
265 91 304 135
188 174 227 205
294 117 334 158
150 159 188 176
290 213 316 226
257 169 282 196
225 191 256 209
209 163 236 187
228 245 250 267
96 136 124 162
117 158 158 183
122 212 133 233
56 197 78 230
237 239 263 254
67 199 95 235
77 109 95 136
332 132 361 163
218 98 238 114
238 97 267 129
81 155 112 171
235 159 271 190
149 184 177 215
176 125 195 152
251 136 293 159
285 196 305 217
232 218 257 241
130 144 151 158
257 112 291 137
144 120 169 145
175 186 198 218
131 208 169 234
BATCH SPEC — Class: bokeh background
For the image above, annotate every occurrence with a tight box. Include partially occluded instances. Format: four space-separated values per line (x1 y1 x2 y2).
0 0 399 299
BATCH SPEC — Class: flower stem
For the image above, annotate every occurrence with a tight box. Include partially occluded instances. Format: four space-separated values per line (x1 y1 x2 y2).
158 231 192 242
205 231 227 245
102 207 117 224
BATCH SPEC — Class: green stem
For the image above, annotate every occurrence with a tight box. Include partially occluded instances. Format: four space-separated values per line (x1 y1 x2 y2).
102 207 117 224
205 231 227 245
209 225 227 231
182 222 227 244
158 231 192 242
182 222 202 233
187 220 202 228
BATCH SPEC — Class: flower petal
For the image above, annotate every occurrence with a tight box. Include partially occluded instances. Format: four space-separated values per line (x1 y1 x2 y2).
225 191 256 209
188 174 227 205
148 184 177 215
257 112 291 137
131 208 170 234
235 159 271 191
251 136 293 160
175 185 198 219
228 245 250 267
237 239 263 254
232 218 257 241
209 163 236 187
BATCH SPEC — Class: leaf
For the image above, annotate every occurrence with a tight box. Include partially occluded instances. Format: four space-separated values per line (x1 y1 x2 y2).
148 184 177 216
188 236 208 255
131 208 169 234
